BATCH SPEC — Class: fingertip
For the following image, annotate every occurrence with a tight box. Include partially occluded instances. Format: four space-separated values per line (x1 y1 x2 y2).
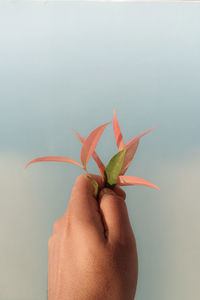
74 173 93 186
73 174 94 195
69 174 101 222
87 173 104 189
98 186 131 244
113 185 126 200
98 187 114 200
98 185 126 200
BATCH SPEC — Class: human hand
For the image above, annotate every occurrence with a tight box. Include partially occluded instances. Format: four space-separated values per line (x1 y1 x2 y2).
48 174 138 300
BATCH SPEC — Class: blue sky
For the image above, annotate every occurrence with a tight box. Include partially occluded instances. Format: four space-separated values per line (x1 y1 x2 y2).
0 1 200 299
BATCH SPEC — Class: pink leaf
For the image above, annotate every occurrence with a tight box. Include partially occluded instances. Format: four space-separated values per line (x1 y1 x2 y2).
120 138 140 175
125 126 156 148
80 122 111 168
113 108 125 150
24 156 83 169
118 175 160 191
91 152 106 179
69 127 106 179
119 126 156 175
69 127 84 143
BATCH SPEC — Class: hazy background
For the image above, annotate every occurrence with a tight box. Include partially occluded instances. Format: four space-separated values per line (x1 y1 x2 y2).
0 1 200 299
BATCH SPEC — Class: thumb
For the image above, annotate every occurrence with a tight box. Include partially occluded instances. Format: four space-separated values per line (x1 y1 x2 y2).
98 187 133 244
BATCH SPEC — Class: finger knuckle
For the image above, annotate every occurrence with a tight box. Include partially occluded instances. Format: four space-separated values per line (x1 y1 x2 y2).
52 215 66 234
52 220 60 234
64 214 71 233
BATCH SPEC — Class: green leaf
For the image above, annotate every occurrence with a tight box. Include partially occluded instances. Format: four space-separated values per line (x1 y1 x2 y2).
104 148 126 189
87 176 99 198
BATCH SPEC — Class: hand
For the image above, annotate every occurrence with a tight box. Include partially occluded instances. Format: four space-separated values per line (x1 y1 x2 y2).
48 174 138 300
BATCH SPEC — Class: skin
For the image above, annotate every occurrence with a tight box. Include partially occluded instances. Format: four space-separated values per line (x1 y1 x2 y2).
48 174 138 300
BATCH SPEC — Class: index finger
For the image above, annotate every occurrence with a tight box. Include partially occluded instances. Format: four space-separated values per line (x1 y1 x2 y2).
66 174 103 224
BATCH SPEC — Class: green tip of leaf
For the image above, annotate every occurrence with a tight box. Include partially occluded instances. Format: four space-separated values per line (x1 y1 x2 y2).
87 176 99 198
104 148 126 188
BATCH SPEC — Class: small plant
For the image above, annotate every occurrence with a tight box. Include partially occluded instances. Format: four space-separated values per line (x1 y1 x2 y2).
25 109 160 198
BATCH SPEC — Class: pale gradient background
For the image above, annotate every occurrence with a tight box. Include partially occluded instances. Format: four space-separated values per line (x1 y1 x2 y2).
0 1 200 300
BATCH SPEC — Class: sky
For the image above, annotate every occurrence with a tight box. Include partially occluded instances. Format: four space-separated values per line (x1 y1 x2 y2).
0 1 200 299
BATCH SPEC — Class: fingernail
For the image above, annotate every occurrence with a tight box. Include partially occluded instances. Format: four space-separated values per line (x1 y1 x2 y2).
99 188 115 198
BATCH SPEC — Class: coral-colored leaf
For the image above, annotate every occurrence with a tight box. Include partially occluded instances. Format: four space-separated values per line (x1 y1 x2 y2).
119 126 156 175
69 128 106 179
24 156 83 169
120 139 140 175
69 127 84 143
118 175 160 191
80 122 111 168
125 126 156 148
113 108 124 150
92 152 106 180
